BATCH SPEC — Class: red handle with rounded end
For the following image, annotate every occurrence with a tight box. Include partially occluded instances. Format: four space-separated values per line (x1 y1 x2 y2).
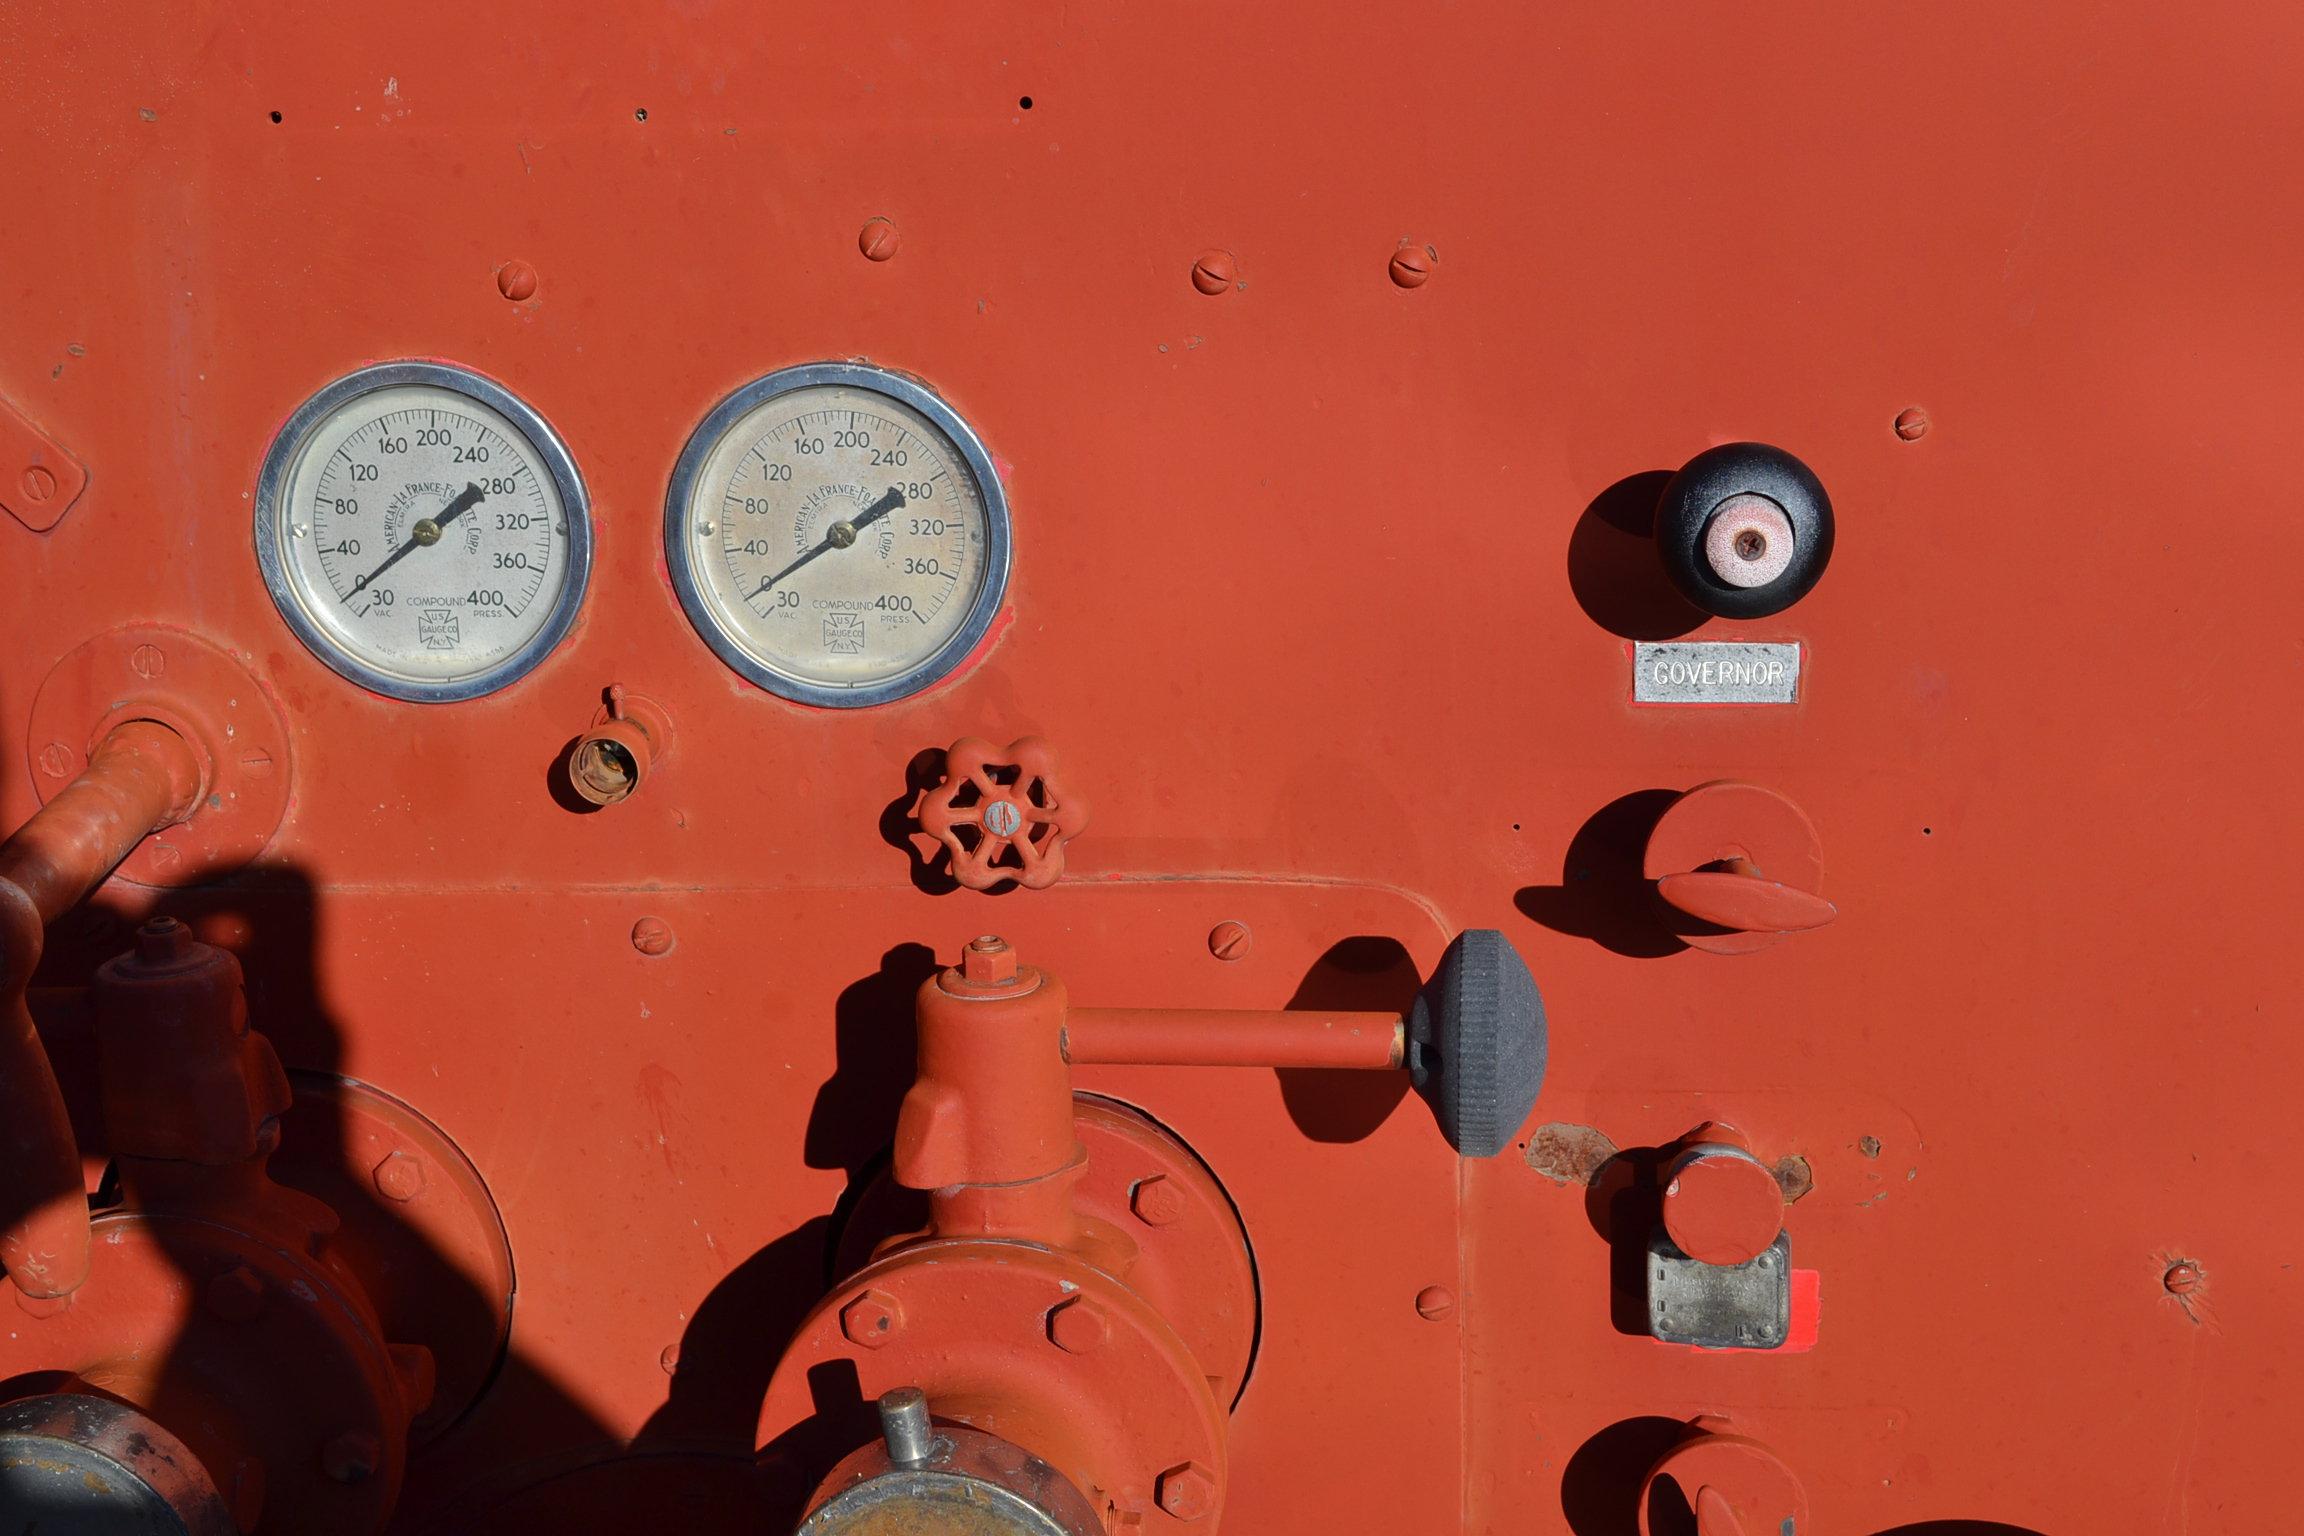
1656 857 1837 934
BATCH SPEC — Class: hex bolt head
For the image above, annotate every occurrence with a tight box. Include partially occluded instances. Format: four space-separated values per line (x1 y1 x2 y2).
631 916 676 957
840 1289 904 1349
1046 1295 1109 1354
1206 921 1252 962
321 1430 381 1485
1389 242 1436 288
205 1265 266 1323
1155 1461 1218 1522
1190 250 1236 295
1894 405 1931 441
1414 1285 1455 1322
372 1150 425 1203
2164 1260 2203 1295
859 217 900 262
1130 1174 1187 1228
961 934 1018 985
496 260 539 301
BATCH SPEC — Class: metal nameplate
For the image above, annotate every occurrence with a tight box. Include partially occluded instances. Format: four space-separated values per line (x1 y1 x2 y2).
1648 1230 1792 1349
1633 641 1800 705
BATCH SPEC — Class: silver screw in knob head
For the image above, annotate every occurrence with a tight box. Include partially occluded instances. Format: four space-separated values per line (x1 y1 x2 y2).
878 1386 937 1467
1703 493 1797 589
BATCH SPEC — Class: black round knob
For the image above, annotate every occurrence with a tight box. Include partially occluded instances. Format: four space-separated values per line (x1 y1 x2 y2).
1654 443 1834 619
1407 930 1547 1158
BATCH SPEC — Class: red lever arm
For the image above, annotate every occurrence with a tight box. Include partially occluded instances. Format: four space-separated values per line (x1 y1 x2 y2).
1655 857 1836 934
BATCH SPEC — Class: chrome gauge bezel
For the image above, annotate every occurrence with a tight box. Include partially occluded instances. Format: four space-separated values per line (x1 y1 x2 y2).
663 362 1013 708
253 360 593 703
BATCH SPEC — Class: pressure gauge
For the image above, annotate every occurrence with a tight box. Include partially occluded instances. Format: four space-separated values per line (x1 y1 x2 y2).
664 363 1011 707
255 362 591 701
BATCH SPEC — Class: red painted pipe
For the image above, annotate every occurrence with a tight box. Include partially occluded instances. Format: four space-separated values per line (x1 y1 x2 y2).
1064 1008 1405 1070
0 721 202 1298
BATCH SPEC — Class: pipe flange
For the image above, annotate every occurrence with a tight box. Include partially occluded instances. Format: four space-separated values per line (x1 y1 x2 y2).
0 1392 236 1536
834 1095 1260 1408
268 1072 515 1443
802 1417 1104 1536
762 1239 1227 1531
28 627 292 887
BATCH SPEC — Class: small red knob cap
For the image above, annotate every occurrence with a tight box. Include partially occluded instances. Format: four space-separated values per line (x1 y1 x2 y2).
1661 1144 1785 1266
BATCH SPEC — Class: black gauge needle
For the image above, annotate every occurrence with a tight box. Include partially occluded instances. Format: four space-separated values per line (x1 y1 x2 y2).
345 482 485 599
849 485 905 533
755 487 907 598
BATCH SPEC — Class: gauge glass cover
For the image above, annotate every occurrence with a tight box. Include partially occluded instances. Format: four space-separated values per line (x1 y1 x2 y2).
665 363 1010 707
255 362 590 702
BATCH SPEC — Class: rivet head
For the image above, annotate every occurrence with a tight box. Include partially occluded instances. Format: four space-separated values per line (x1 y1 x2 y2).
1389 242 1436 288
1414 1285 1455 1321
631 917 675 957
1191 249 1237 296
859 218 900 262
2163 1260 2203 1295
496 260 539 302
37 742 74 778
1895 405 1931 441
20 465 57 503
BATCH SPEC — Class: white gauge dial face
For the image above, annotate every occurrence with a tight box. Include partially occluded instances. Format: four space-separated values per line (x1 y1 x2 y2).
259 369 587 700
670 371 1006 704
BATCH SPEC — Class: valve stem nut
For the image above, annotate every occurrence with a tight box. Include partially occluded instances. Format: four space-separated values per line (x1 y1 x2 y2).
961 934 1018 985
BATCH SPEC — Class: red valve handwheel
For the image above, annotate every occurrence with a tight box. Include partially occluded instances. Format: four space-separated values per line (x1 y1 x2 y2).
917 736 1090 891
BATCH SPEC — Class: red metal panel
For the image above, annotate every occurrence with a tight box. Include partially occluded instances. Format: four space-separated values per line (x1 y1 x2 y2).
3 1 2299 1529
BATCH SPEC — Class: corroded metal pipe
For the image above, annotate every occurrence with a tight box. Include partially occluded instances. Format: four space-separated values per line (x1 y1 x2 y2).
0 720 203 1298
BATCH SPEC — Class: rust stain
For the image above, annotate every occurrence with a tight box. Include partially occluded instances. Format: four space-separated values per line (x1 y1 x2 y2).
1523 1122 1618 1186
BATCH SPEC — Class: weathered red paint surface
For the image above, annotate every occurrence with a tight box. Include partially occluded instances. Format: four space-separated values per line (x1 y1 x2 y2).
4 2 2299 1531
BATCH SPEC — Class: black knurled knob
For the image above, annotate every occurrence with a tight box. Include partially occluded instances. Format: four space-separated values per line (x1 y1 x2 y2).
1655 443 1834 619
1407 930 1547 1159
